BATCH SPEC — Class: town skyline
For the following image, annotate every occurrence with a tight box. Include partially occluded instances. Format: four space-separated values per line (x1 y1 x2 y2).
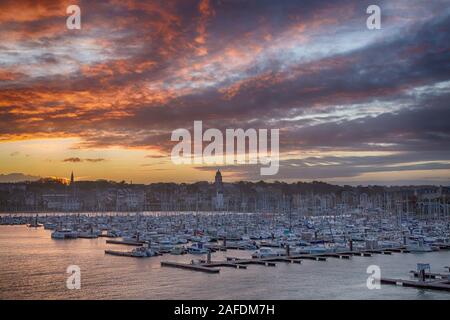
0 170 449 187
1 169 448 213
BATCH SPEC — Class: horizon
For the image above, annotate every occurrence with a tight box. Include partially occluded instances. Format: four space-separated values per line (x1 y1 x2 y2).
0 171 448 188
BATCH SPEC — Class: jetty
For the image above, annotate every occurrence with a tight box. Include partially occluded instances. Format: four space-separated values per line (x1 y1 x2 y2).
106 239 144 246
381 277 450 292
161 261 220 273
409 270 450 279
105 250 140 258
381 263 450 292
158 245 444 274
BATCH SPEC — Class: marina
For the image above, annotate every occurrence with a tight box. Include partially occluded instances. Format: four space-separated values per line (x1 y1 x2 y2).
0 209 450 298
0 223 449 299
381 264 450 292
2 211 450 262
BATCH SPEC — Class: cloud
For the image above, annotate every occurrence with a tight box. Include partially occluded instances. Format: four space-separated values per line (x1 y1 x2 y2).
63 157 83 163
145 154 167 159
85 158 106 163
0 0 449 184
0 173 41 183
62 157 106 163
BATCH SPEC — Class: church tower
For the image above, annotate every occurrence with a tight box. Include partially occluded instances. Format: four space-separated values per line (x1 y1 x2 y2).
214 169 224 210
215 169 223 193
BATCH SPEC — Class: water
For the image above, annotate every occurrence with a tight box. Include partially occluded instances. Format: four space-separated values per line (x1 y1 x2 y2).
0 225 449 300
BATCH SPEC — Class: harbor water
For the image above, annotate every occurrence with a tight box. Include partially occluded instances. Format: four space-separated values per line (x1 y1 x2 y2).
0 225 449 300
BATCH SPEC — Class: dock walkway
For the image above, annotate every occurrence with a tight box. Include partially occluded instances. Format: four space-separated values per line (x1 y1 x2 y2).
381 277 450 292
161 261 220 273
106 239 144 246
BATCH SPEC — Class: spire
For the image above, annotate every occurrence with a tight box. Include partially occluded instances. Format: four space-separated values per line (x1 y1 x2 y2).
215 169 223 193
70 171 74 185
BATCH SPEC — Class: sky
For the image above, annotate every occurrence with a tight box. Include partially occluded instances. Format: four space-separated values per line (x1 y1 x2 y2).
0 0 449 185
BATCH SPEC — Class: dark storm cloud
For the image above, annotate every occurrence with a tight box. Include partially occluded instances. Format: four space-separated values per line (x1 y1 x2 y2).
280 90 450 153
195 151 450 181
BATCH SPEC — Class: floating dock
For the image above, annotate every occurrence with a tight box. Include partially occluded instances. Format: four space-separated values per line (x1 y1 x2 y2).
292 254 327 261
381 277 450 292
157 245 433 274
105 250 140 258
410 270 450 279
161 261 220 273
77 234 98 239
198 260 248 269
106 239 144 246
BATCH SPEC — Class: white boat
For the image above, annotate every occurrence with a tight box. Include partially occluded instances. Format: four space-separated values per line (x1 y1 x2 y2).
191 235 210 243
51 229 78 239
293 245 328 254
106 230 120 237
379 240 401 249
188 242 209 254
172 236 188 244
251 247 280 258
78 229 100 238
239 241 258 250
407 240 433 253
158 239 174 251
131 246 158 257
170 246 186 255
44 222 56 230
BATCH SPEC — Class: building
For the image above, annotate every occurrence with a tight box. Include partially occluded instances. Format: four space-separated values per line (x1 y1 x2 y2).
214 169 224 210
42 171 81 211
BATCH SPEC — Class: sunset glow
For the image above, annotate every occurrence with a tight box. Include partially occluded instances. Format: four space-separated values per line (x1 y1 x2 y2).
1 0 449 184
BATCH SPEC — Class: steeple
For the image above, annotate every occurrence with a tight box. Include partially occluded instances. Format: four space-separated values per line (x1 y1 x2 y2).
215 169 223 193
70 171 74 185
